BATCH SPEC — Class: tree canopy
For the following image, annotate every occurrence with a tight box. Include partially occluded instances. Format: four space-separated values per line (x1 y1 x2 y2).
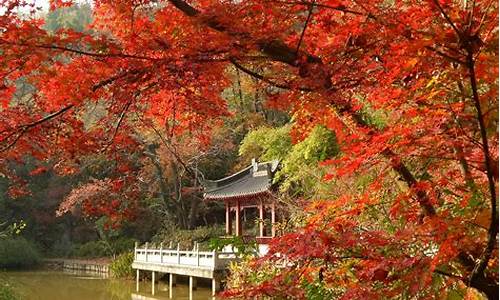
0 0 498 298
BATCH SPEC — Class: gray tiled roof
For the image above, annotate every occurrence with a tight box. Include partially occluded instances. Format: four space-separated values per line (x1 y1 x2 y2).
203 160 279 200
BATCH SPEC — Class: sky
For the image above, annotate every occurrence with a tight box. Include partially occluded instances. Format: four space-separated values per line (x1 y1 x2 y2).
35 0 49 11
0 1 87 15
0 1 47 16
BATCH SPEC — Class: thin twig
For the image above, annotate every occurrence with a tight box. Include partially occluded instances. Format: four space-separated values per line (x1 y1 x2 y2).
295 0 316 55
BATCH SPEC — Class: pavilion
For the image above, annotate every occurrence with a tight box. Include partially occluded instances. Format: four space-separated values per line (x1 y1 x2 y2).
203 159 279 254
132 159 280 298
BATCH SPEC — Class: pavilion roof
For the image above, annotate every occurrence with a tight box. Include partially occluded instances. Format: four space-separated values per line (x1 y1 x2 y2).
203 160 279 201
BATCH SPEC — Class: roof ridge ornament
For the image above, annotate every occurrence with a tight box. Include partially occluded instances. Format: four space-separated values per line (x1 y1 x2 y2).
252 158 258 172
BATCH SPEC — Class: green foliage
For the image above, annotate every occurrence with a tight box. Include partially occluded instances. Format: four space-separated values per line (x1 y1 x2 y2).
239 125 292 162
72 241 109 258
276 125 339 192
302 279 336 300
239 125 339 194
0 221 26 239
72 237 136 258
0 238 41 269
110 252 134 278
226 256 279 290
152 224 224 250
0 282 18 300
49 234 74 258
357 102 387 130
208 236 258 257
44 3 93 33
110 237 136 255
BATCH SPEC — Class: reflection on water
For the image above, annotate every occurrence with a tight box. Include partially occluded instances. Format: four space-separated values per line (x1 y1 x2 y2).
2 270 213 300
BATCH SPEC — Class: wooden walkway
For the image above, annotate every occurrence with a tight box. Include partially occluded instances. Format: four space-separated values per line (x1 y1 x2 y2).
132 243 238 299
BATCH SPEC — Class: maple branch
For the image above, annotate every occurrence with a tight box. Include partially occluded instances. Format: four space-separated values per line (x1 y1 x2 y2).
92 68 148 92
382 149 437 216
434 269 465 280
474 0 495 35
0 105 74 153
295 0 316 55
136 113 197 179
169 0 437 218
466 51 498 288
104 100 133 151
267 0 368 17
230 58 313 92
167 0 323 68
425 46 466 65
234 66 244 109
0 40 157 61
467 0 477 33
430 0 461 37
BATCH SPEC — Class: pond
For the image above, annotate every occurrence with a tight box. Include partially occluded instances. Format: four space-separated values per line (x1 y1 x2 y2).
2 271 214 300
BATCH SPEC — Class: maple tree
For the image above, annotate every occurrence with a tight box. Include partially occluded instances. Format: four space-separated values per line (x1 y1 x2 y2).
0 0 498 298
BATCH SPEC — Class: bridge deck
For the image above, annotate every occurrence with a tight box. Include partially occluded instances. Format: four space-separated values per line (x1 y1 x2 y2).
133 244 238 279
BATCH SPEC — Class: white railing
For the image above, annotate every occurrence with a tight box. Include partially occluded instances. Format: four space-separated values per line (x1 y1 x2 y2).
134 243 237 270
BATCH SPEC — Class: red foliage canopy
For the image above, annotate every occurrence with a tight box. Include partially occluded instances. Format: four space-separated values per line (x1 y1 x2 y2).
0 0 498 298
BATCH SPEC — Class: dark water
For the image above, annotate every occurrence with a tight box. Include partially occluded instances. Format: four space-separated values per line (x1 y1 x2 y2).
2 271 213 300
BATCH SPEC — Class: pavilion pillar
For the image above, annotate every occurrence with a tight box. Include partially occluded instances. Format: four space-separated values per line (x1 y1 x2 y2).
271 202 276 237
225 201 232 235
235 199 241 236
259 200 264 237
235 199 242 236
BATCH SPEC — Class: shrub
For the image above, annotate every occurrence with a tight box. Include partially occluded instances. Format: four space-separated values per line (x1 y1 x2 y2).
110 252 134 278
225 256 278 291
0 238 41 269
109 237 136 255
209 236 258 257
152 225 224 250
0 282 18 300
72 240 110 258
72 237 137 258
50 237 74 258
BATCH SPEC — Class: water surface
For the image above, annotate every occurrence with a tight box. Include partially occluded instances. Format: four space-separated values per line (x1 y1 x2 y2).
3 271 213 300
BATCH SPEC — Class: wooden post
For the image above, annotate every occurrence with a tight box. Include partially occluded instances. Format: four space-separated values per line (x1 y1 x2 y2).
145 242 149 262
235 199 241 236
225 201 232 235
160 242 164 263
259 200 264 237
151 271 155 295
271 202 276 237
212 278 221 297
136 269 140 292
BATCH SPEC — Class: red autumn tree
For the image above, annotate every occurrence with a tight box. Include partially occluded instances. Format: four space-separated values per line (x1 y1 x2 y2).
0 0 497 298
